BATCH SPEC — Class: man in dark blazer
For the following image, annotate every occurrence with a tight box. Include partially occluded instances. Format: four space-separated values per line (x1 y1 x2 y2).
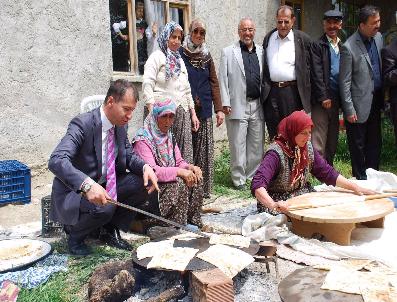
49 79 159 255
382 38 397 154
339 5 383 180
310 10 344 166
261 5 312 139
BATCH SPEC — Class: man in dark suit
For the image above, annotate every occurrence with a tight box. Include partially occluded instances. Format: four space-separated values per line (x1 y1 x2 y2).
310 10 344 166
339 5 383 180
261 5 312 139
49 79 159 255
382 38 397 153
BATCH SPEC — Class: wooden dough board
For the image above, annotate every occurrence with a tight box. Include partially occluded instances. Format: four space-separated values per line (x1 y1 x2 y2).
286 192 395 245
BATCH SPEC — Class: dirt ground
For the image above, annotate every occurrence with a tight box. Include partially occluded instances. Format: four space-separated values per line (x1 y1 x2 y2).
0 168 53 229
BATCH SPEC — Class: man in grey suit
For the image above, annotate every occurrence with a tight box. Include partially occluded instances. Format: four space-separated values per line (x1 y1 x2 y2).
261 5 312 139
219 17 264 190
339 5 383 180
49 79 159 255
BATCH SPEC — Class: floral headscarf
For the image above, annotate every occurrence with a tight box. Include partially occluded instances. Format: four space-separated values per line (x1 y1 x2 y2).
275 111 313 187
157 21 183 81
133 98 177 167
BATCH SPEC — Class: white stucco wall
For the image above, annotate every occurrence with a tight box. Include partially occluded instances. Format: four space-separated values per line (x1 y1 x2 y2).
0 0 282 169
0 0 112 168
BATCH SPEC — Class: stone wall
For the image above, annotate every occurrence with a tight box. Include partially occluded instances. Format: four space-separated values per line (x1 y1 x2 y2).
0 0 112 168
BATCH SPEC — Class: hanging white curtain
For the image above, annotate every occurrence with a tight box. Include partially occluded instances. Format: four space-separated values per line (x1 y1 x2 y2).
144 0 166 54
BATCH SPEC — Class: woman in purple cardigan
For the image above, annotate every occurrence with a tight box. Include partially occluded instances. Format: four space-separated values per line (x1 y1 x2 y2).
251 111 374 215
132 99 204 227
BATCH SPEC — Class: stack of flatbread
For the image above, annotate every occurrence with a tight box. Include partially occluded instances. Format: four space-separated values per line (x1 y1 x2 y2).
136 239 198 271
209 234 251 248
197 244 254 278
317 259 397 302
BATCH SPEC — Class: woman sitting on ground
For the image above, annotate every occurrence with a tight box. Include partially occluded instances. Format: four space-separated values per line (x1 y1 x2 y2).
132 99 204 227
251 110 374 215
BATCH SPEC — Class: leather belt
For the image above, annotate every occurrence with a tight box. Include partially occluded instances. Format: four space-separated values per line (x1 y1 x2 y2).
271 80 297 88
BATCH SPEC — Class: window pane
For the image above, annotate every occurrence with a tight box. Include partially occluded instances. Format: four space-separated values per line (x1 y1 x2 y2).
144 0 166 58
169 7 185 30
109 0 130 72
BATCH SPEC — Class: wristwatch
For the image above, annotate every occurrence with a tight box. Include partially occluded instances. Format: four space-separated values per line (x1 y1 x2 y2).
81 179 94 194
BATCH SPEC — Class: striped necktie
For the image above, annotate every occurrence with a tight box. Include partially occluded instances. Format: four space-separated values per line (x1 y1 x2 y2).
106 127 117 201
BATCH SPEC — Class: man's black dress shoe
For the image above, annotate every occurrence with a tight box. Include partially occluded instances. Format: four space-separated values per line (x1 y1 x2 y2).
68 240 92 256
100 227 132 251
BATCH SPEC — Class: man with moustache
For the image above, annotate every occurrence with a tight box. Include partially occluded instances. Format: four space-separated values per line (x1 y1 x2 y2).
339 5 383 180
310 10 344 166
219 17 264 190
261 5 312 139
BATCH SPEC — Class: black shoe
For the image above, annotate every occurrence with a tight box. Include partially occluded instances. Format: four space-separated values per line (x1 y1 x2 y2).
100 227 132 251
68 240 92 256
234 184 245 191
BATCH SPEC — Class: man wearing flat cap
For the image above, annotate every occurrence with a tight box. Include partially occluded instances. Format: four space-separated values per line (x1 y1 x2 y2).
310 10 343 166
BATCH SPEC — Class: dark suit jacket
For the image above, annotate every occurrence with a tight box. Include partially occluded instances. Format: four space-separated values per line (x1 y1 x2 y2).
382 39 397 103
310 34 342 105
48 108 145 225
261 28 312 113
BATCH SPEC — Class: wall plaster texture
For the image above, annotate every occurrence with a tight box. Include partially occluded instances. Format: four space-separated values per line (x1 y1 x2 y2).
1 0 343 170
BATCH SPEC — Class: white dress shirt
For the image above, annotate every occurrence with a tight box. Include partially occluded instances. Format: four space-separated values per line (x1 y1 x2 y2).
100 105 115 177
326 35 341 54
267 30 296 82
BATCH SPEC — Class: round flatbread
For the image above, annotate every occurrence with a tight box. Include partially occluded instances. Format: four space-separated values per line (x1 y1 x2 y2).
0 239 52 273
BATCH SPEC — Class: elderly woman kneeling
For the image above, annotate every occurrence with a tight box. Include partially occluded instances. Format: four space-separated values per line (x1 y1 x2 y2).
251 111 374 215
133 99 204 227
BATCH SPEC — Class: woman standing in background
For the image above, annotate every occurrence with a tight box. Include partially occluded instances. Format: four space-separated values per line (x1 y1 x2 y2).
142 21 200 164
180 19 225 198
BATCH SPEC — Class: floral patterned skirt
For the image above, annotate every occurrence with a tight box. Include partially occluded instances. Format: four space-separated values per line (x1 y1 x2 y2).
192 117 214 198
158 178 203 227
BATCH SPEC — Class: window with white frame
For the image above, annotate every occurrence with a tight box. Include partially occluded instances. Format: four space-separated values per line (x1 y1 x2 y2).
109 0 191 76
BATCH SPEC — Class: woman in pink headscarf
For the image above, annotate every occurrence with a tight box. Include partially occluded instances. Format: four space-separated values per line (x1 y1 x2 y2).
251 111 374 215
133 98 204 227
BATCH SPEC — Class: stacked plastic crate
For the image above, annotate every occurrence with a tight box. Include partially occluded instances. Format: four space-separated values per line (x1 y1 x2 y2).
0 160 31 204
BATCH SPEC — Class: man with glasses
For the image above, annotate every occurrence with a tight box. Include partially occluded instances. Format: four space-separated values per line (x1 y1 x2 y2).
261 5 312 139
219 17 264 190
310 10 344 166
339 5 383 180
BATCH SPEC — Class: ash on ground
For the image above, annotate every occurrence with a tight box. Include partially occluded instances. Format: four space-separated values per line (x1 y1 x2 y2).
125 259 301 302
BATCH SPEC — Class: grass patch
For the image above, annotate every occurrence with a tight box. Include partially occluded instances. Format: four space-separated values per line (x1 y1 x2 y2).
17 241 132 302
213 148 253 199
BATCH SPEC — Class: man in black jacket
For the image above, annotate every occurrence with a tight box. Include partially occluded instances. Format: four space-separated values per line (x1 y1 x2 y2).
382 38 397 153
261 5 312 139
310 10 343 165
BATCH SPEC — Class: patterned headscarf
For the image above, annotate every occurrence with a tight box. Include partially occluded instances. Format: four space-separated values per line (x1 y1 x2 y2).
133 98 177 167
275 111 313 187
182 19 209 56
157 21 183 81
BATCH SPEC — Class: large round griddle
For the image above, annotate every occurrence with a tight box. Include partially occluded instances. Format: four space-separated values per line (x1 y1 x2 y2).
131 236 259 272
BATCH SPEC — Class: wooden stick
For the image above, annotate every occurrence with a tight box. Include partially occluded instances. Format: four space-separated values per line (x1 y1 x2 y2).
288 193 397 212
364 193 397 200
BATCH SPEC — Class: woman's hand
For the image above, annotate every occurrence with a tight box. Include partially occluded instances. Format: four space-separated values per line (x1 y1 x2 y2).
276 200 290 213
177 168 197 187
147 103 153 112
216 111 225 127
191 111 200 132
350 183 377 196
189 165 203 182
